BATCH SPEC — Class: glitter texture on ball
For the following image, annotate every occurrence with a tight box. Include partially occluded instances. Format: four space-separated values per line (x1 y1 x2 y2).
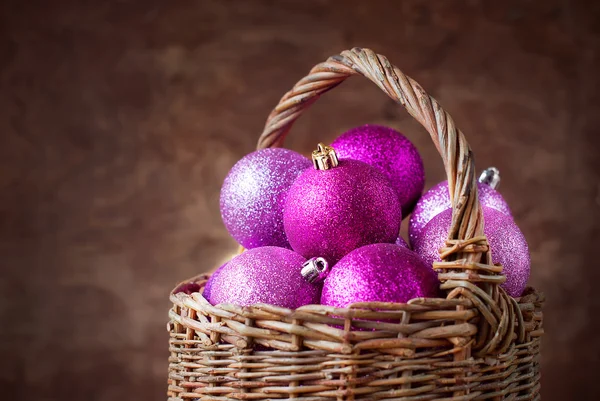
283 159 402 265
396 236 409 248
321 243 440 308
409 181 512 247
204 246 320 308
202 263 227 301
413 207 530 297
331 124 425 215
220 148 312 249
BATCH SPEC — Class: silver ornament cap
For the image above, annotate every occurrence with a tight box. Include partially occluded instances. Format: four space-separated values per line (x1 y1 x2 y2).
478 167 501 189
301 257 330 283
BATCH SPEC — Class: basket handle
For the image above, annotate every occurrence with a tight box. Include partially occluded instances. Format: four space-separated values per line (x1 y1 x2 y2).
257 47 504 289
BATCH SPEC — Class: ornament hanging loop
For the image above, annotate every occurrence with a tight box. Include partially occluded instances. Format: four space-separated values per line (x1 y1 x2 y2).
478 167 501 190
312 143 339 170
301 257 330 283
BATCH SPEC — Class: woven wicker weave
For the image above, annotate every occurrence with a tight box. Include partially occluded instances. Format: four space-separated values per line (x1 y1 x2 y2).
167 48 544 401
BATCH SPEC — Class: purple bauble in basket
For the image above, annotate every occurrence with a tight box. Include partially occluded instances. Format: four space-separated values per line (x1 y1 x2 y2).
204 246 321 308
283 144 401 265
321 243 439 308
408 168 511 247
220 148 312 249
413 207 530 297
331 124 425 215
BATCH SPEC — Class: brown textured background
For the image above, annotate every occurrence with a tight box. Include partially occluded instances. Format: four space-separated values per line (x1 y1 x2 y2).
1 1 599 400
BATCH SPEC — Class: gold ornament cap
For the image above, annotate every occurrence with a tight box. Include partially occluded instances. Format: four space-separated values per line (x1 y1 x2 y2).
312 143 339 170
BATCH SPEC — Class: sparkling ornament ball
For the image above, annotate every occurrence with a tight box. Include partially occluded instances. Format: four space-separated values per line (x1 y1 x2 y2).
409 181 512 246
284 159 402 264
331 124 425 215
204 246 320 308
220 148 312 249
413 207 530 297
321 243 439 308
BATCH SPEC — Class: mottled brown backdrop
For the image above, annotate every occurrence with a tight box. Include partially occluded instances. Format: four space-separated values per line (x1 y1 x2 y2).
1 0 599 400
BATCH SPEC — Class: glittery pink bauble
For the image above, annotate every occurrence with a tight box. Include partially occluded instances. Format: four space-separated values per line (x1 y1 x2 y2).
331 124 425 215
204 247 320 308
413 207 530 297
283 159 402 264
321 243 439 308
408 181 512 247
395 236 409 248
220 148 312 249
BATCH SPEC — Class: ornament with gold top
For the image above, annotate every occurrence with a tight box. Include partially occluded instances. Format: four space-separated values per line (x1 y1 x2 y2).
283 143 402 264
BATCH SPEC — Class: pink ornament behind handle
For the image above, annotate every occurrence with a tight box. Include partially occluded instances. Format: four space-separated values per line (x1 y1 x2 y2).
220 148 312 249
321 243 439 308
408 178 512 247
413 207 530 297
331 124 425 216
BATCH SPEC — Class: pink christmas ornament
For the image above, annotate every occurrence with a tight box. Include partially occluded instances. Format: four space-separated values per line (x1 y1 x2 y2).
283 144 401 264
220 148 312 249
321 243 439 308
413 207 530 297
331 124 425 215
408 168 512 247
204 247 321 308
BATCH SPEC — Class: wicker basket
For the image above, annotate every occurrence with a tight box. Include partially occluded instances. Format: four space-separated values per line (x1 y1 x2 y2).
167 48 544 401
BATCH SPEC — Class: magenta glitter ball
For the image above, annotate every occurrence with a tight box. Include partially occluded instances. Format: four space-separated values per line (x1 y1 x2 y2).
220 148 312 249
283 159 401 264
321 243 439 308
408 181 512 247
204 247 320 308
331 124 425 215
414 207 530 297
